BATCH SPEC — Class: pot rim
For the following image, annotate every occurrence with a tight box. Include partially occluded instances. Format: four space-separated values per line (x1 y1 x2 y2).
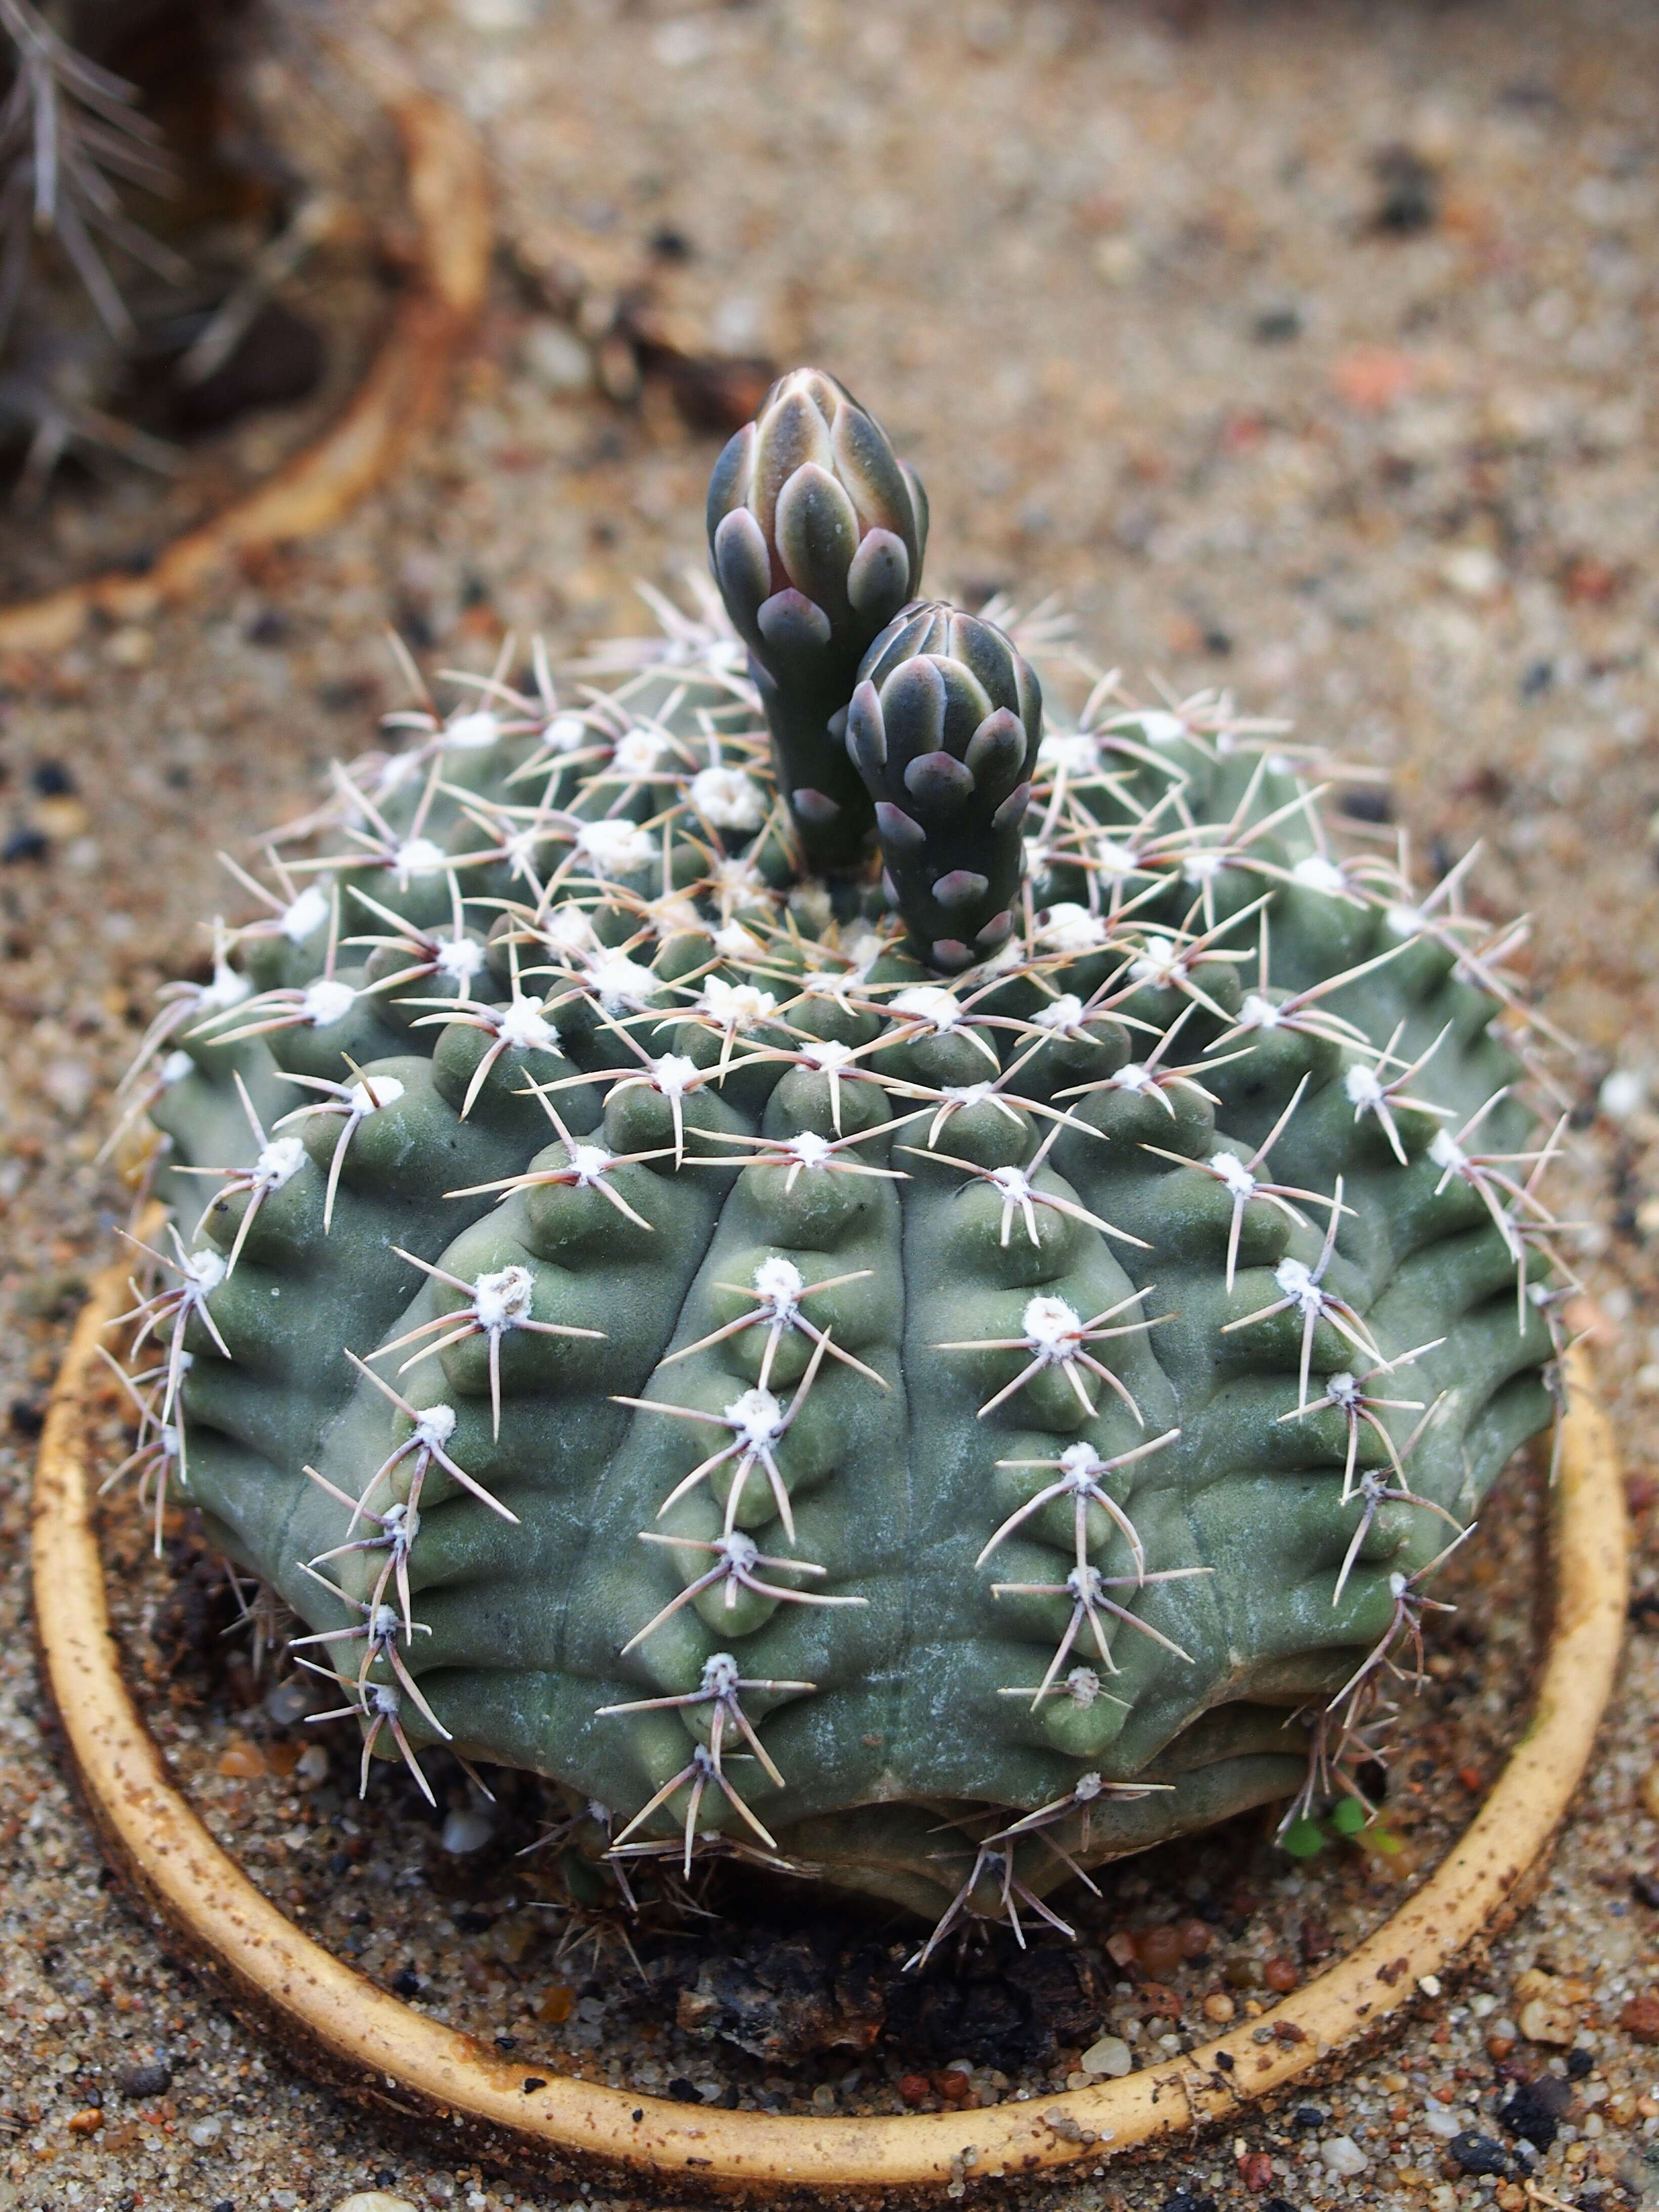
0 73 489 658
31 1226 1628 2199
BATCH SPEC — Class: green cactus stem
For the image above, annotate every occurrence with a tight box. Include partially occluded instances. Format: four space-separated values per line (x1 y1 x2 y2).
106 371 1570 1956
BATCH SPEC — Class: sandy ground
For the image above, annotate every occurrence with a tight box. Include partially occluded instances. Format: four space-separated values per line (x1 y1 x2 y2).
1 2 1656 2207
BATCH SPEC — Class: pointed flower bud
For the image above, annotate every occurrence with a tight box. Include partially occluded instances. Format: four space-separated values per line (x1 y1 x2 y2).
707 368 928 864
846 602 1041 971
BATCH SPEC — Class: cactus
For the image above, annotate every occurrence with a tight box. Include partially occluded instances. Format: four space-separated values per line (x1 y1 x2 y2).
108 372 1569 1948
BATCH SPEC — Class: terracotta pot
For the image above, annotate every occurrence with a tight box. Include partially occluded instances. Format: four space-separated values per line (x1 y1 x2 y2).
0 83 490 657
31 1234 1627 2203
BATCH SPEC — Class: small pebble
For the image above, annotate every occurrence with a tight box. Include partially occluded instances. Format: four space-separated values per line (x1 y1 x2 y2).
1598 1068 1647 1120
333 2198 421 2212
1449 2131 1510 2177
522 319 594 394
1320 2134 1368 2176
1201 1991 1236 2024
115 2060 172 2099
265 1677 313 1725
103 625 155 668
187 2114 224 2146
440 1807 495 1855
1080 2033 1132 2078
1518 1993 1577 2044
1620 1991 1659 2042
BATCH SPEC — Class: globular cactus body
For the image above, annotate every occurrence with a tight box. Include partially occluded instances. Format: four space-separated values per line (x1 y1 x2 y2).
113 376 1565 1944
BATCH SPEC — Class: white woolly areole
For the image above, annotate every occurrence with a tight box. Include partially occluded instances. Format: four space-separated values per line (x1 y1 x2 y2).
787 1131 833 1170
1022 1294 1082 1356
1111 1061 1152 1094
542 906 599 956
566 1143 612 1184
472 1264 535 1330
699 976 775 1030
588 955 659 1012
281 885 330 943
1428 1129 1465 1171
542 713 589 753
709 854 766 905
301 977 356 1027
612 728 664 777
1037 729 1099 775
1073 1772 1105 1802
1092 838 1140 879
651 1052 700 1097
1034 993 1085 1034
892 984 962 1032
787 882 833 933
1238 992 1281 1031
990 1165 1034 1201
1038 904 1107 955
1059 1441 1107 1481
1344 1063 1385 1108
575 817 655 876
701 1652 741 1696
442 709 500 750
201 960 252 1012
1064 1666 1103 1706
347 1077 404 1115
1129 936 1186 988
1325 1371 1359 1408
1292 854 1347 895
987 934 1030 979
1386 902 1428 939
160 1048 193 1084
1208 1149 1257 1199
499 995 557 1052
753 1255 805 1305
253 1135 307 1189
645 891 705 938
690 764 766 831
717 1532 759 1572
713 921 766 963
393 836 447 880
435 935 485 984
415 1403 457 1448
184 1248 228 1294
801 1037 855 1072
1137 711 1188 746
1273 1256 1321 1313
1184 849 1224 883
726 1387 784 1446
